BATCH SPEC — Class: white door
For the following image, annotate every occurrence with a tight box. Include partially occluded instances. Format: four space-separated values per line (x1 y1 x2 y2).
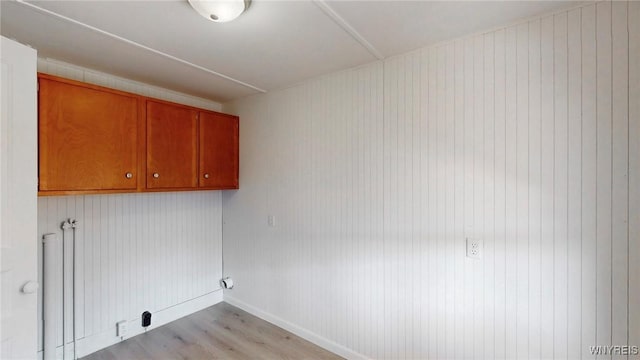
0 36 38 359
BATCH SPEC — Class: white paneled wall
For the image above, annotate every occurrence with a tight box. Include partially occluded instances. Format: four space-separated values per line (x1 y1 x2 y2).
36 60 224 357
223 2 639 359
37 58 222 112
37 193 223 355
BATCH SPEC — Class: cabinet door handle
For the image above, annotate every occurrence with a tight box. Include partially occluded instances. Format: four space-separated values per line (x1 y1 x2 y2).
203 173 210 179
125 172 133 179
153 173 160 179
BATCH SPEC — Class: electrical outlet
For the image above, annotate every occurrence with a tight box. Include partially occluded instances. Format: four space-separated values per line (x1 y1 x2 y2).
466 238 482 259
267 215 275 227
116 320 127 337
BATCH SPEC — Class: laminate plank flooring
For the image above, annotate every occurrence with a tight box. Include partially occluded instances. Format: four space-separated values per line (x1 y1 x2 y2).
81 302 342 360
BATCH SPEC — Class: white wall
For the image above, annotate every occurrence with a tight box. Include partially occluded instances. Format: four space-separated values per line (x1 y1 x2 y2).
223 2 640 359
37 58 223 112
36 59 225 358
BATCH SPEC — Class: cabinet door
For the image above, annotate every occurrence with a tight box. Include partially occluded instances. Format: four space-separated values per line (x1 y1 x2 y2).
199 112 239 189
39 77 138 191
146 100 198 189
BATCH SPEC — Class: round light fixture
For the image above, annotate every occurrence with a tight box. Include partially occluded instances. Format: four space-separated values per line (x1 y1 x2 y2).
188 0 250 23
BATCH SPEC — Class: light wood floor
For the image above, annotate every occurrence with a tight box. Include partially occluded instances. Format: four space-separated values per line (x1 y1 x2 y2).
82 302 342 360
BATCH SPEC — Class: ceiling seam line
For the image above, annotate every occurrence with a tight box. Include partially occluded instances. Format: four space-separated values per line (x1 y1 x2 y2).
312 0 385 60
14 0 267 93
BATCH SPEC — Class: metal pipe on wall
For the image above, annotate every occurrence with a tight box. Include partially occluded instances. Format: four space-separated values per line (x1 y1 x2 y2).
42 233 58 360
60 219 78 360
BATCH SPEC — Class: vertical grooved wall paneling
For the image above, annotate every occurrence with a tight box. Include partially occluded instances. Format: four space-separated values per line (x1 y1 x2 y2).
223 2 639 359
36 59 224 356
628 0 640 354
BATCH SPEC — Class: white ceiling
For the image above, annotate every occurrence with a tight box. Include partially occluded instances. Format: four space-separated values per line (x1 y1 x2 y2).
1 0 576 102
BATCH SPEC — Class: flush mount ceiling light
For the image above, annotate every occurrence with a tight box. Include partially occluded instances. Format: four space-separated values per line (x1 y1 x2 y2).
188 0 251 23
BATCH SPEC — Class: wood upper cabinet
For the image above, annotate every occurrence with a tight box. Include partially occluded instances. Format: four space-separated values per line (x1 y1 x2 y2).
199 112 239 189
146 100 198 189
38 75 138 192
38 74 239 195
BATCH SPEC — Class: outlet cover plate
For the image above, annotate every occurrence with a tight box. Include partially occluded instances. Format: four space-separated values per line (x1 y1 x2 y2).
116 320 127 337
466 238 482 259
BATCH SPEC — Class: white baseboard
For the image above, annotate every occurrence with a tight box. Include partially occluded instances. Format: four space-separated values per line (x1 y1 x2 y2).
223 294 369 360
39 289 224 359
